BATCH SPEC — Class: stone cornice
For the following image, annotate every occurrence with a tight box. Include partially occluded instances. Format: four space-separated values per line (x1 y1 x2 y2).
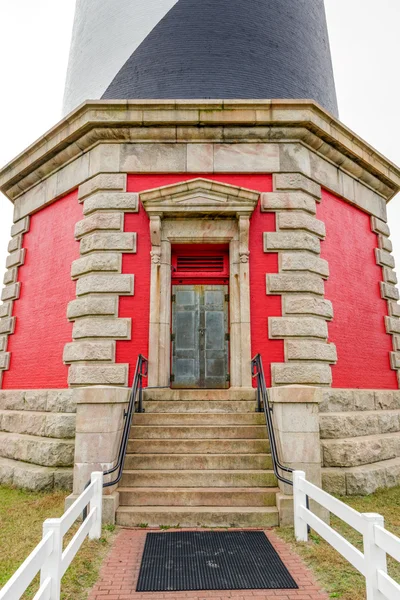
1 99 400 202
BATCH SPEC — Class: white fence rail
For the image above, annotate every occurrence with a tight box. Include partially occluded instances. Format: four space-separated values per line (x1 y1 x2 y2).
0 472 103 600
294 470 400 600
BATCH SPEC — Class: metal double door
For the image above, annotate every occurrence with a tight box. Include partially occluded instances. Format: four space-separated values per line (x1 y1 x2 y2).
171 285 229 389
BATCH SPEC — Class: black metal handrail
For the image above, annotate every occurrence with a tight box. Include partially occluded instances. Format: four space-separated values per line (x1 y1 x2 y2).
83 354 148 519
251 353 293 487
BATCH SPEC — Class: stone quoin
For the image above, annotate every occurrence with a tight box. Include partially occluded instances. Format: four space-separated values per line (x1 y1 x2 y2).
0 0 400 527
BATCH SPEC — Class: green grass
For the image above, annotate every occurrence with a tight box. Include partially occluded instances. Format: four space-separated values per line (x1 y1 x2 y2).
0 486 116 600
276 485 400 600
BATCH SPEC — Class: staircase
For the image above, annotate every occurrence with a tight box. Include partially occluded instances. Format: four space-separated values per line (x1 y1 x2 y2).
116 389 279 528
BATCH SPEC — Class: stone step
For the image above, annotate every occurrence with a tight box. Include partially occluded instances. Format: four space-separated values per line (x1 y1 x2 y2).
143 401 257 414
319 389 400 413
0 456 72 491
124 453 272 471
127 438 270 454
116 505 279 528
130 425 267 439
133 413 264 425
143 389 256 402
0 432 75 468
121 469 277 488
118 487 279 507
320 410 400 439
322 457 400 496
321 431 400 468
0 410 76 439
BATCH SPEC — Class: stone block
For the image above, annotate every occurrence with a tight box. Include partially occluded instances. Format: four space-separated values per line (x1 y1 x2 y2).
80 232 137 254
269 386 322 405
379 235 393 253
54 469 73 491
375 248 395 269
283 295 333 319
390 352 400 370
269 317 328 339
353 390 376 411
46 390 76 413
83 192 139 215
0 353 10 370
65 490 119 523
0 337 7 352
281 253 329 278
6 248 26 269
0 303 12 319
381 283 399 301
68 364 128 386
74 386 130 406
76 274 134 296
78 174 126 201
322 433 400 468
89 144 121 175
11 216 30 237
63 341 115 363
286 340 337 362
345 464 387 496
12 463 54 492
73 430 122 462
120 143 187 172
279 143 312 176
3 268 17 286
388 301 400 318
371 216 390 237
67 296 118 320
23 390 48 411
75 212 123 239
276 493 294 527
322 469 346 495
320 413 380 440
0 317 16 335
261 192 316 215
277 212 325 238
272 363 332 386
273 402 320 433
71 253 122 278
279 431 322 463
267 273 324 295
0 391 25 411
264 232 320 254
1 283 21 302
187 144 214 172
319 389 355 413
375 391 400 410
274 173 321 199
213 143 280 172
383 268 398 285
393 336 400 352
8 235 22 253
73 318 131 340
44 414 76 439
76 402 126 434
385 316 400 335
0 433 75 468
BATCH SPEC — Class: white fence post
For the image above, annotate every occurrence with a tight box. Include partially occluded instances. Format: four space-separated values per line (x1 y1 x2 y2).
362 513 387 600
293 470 308 542
40 519 63 600
89 471 103 540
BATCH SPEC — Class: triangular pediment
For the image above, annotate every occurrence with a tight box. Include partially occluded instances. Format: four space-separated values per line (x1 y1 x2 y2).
140 178 259 217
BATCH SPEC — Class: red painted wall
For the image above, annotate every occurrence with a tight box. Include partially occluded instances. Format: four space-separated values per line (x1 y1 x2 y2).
119 175 283 386
317 190 397 389
2 191 82 390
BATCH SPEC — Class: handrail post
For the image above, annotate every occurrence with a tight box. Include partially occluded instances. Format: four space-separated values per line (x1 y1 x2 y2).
362 513 387 600
89 472 103 540
41 518 63 600
293 471 308 542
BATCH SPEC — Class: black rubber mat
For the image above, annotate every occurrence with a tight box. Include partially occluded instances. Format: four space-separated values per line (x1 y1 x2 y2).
136 531 298 592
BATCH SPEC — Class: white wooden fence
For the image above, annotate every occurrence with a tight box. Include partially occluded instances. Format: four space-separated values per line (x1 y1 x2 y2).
294 470 400 600
0 471 103 600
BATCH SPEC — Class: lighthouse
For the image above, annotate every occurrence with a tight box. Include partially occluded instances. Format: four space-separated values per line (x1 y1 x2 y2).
0 0 399 526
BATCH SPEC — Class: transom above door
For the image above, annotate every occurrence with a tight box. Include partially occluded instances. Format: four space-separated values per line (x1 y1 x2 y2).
172 285 229 389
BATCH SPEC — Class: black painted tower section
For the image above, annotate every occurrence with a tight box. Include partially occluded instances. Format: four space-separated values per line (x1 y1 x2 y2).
102 0 338 117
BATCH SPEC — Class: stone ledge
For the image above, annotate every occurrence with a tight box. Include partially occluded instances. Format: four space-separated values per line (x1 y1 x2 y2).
319 389 400 413
267 273 324 295
286 340 337 362
80 232 137 255
0 390 76 413
320 410 400 440
68 364 129 386
6 248 26 269
263 232 320 254
83 192 139 215
273 172 322 199
63 341 115 363
277 212 325 238
78 173 127 201
371 216 390 237
72 317 131 340
321 431 400 468
322 458 400 496
272 362 332 386
0 410 76 439
75 212 123 239
0 431 75 467
1 282 21 302
76 274 134 297
282 295 333 320
269 316 328 339
0 456 72 492
67 296 118 320
280 253 329 278
71 253 122 279
260 192 317 215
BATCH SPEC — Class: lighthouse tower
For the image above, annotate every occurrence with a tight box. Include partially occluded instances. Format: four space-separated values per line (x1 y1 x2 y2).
0 0 399 526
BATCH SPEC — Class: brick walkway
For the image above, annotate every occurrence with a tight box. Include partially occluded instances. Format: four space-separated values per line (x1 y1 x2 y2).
88 529 328 600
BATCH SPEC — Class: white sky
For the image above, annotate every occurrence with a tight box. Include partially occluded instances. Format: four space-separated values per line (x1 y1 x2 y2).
0 0 399 283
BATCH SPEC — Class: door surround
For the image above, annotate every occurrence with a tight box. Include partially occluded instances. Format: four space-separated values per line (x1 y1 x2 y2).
140 178 259 388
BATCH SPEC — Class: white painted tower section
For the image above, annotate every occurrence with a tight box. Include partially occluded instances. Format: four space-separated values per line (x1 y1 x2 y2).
63 0 179 116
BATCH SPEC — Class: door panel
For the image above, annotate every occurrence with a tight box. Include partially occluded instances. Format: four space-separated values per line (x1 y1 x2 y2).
172 285 229 388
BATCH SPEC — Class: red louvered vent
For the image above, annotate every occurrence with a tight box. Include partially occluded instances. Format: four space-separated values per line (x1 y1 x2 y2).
177 256 224 273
